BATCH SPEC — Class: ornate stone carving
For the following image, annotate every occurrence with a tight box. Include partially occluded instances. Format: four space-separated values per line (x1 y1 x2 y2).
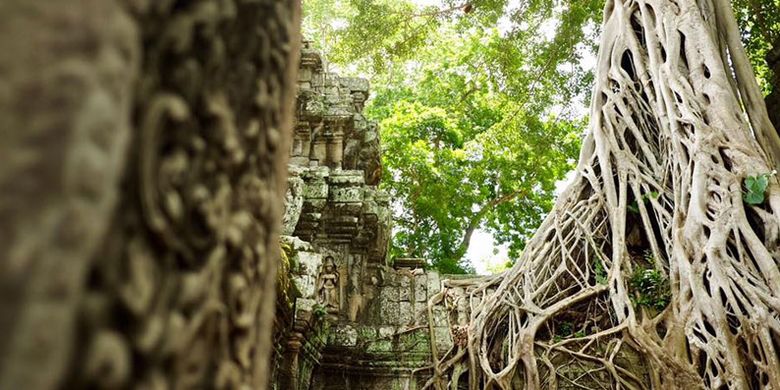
273 43 477 390
317 256 340 313
0 1 301 389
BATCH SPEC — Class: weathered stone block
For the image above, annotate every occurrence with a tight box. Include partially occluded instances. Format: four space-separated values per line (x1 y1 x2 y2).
329 325 358 347
293 275 316 298
304 98 326 116
339 77 369 93
382 270 397 287
301 212 323 222
366 339 392 353
329 170 364 183
432 307 448 327
414 306 429 326
282 235 313 252
357 326 377 343
291 249 322 298
399 274 411 288
399 302 413 325
283 174 304 234
378 326 395 339
303 181 328 199
398 329 430 353
379 286 399 303
295 298 317 322
297 251 322 274
414 275 427 302
433 327 453 350
299 67 312 82
399 286 411 301
329 186 363 202
382 301 400 324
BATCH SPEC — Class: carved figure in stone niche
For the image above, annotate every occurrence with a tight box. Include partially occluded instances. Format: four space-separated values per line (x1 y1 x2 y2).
317 256 339 313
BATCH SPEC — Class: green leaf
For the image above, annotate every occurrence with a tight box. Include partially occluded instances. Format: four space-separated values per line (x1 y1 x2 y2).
745 176 759 192
594 260 608 285
743 174 769 205
757 174 769 191
744 191 765 205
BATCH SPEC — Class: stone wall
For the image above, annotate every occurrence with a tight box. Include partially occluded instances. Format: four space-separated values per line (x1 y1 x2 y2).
271 41 399 389
312 261 453 390
274 43 456 390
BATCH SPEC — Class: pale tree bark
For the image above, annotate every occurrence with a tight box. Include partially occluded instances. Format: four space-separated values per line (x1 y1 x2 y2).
423 0 780 388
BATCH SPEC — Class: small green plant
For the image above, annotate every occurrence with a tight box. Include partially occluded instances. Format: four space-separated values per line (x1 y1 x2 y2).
629 267 671 311
628 191 660 214
312 304 328 319
553 321 587 342
594 259 608 285
743 172 774 205
559 321 573 336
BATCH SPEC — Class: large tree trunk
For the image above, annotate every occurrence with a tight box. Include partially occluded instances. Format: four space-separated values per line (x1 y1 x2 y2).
765 36 780 130
0 1 300 388
425 0 780 388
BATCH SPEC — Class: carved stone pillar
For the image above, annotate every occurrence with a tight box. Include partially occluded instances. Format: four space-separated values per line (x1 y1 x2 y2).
327 132 344 169
311 136 328 166
280 331 304 389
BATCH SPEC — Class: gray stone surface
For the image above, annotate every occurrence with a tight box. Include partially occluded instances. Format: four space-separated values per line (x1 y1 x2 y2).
274 42 477 390
329 325 357 347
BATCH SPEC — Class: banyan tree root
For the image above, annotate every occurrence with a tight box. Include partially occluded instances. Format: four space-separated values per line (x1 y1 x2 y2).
424 0 780 388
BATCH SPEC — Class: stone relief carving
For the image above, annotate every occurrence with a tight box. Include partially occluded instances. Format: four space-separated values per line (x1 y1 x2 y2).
17 2 299 389
270 41 395 389
317 256 340 313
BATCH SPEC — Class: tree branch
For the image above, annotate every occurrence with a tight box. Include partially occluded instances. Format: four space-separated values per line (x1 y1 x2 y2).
452 188 527 260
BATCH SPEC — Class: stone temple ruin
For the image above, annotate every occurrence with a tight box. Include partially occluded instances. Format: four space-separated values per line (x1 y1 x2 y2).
0 0 628 384
5 2 780 389
0 3 666 387
270 42 643 390
270 43 459 390
0 2 464 387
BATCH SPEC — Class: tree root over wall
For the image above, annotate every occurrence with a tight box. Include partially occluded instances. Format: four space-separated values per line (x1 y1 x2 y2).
423 0 780 388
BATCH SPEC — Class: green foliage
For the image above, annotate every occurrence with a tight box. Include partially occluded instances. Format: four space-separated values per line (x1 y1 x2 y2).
553 320 586 342
303 0 599 273
485 259 515 274
303 0 778 273
731 0 780 95
312 304 328 319
377 78 582 271
628 267 671 311
593 259 607 285
628 190 659 214
277 242 295 308
559 321 573 336
743 172 772 205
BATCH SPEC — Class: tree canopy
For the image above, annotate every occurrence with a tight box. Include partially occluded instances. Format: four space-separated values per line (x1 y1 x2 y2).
304 0 602 273
302 0 780 273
